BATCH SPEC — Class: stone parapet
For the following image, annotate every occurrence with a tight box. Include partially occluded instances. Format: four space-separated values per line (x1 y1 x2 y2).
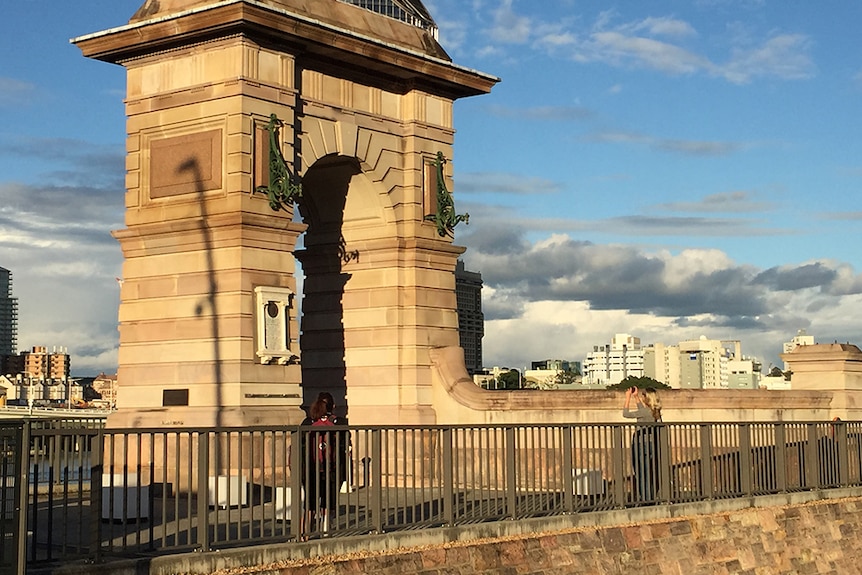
70 489 862 575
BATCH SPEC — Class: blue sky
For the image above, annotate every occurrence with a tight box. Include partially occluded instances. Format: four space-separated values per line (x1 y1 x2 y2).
2 0 862 375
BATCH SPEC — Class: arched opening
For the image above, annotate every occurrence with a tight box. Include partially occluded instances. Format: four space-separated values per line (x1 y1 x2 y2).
295 154 377 420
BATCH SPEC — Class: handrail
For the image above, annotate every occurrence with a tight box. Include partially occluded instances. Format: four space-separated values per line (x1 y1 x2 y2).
1 419 859 570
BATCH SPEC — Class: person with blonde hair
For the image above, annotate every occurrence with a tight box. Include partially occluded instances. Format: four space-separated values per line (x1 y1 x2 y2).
623 386 662 502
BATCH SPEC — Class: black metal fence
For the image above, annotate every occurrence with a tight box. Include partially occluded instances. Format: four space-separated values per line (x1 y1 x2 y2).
1 419 861 573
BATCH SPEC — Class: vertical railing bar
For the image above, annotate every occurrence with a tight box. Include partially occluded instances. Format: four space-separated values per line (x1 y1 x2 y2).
738 424 753 496
60 438 69 557
837 421 849 486
238 430 245 542
384 429 392 531
224 430 232 541
121 432 128 528
76 435 85 555
699 424 713 500
473 428 481 519
612 425 626 508
420 430 431 522
197 431 211 552
289 428 301 541
147 432 156 550
562 425 574 513
88 427 103 563
441 427 453 527
14 423 29 575
657 424 670 504
402 428 409 527
470 427 485 519
420 429 427 525
234 429 240 539
276 430 284 537
549 426 556 511
505 427 516 519
805 423 818 489
774 423 787 493
134 432 143 549
260 429 267 537
179 432 187 546
371 429 383 533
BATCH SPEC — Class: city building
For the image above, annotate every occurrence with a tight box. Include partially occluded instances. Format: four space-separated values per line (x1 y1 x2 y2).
644 337 758 389
584 334 644 386
91 372 119 408
726 357 762 389
454 260 484 376
0 346 74 405
0 267 17 357
678 337 738 389
5 346 71 381
783 329 815 372
643 342 680 388
524 359 583 389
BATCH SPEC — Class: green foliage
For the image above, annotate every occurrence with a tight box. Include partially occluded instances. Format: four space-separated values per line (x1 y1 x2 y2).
497 369 521 390
553 369 580 387
767 366 792 380
606 375 671 390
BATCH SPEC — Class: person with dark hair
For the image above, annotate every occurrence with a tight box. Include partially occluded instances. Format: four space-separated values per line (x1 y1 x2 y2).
301 392 351 491
623 386 663 502
300 395 349 537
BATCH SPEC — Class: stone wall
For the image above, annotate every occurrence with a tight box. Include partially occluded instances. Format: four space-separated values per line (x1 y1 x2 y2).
121 490 862 575
240 498 861 575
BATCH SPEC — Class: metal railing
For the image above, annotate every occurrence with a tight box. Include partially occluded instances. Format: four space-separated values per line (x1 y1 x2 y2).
339 0 439 38
1 419 860 572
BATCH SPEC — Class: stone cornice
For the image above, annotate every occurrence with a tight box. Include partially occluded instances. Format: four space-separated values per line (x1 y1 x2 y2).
72 0 498 99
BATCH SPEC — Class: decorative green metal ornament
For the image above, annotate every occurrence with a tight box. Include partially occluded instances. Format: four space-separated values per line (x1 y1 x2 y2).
256 114 302 211
426 152 468 237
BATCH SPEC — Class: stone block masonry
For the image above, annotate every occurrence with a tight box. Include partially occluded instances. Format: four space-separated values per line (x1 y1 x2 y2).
167 496 862 575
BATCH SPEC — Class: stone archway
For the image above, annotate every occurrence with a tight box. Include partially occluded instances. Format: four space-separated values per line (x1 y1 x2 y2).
75 0 497 426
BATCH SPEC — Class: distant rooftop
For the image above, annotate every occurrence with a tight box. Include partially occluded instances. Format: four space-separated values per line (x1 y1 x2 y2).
340 0 438 38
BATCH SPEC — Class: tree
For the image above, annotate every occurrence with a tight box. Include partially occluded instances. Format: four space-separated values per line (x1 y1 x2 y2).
524 375 558 390
606 375 671 390
553 369 580 387
497 369 521 390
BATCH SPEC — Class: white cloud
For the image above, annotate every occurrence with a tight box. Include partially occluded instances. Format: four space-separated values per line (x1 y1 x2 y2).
0 77 35 106
488 0 532 44
464 5 814 85
720 34 815 84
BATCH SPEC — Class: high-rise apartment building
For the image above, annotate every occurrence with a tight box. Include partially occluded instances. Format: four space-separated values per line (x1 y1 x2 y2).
644 337 748 389
4 346 70 381
584 333 644 386
454 260 484 375
0 267 17 356
783 329 815 371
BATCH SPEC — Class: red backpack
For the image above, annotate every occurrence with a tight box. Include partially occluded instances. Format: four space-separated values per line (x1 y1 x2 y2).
312 416 336 467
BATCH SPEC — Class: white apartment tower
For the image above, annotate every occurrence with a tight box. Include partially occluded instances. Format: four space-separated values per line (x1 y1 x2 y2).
584 333 644 386
783 329 815 371
645 336 745 389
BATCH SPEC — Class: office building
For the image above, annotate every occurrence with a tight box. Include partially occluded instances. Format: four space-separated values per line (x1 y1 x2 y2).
455 260 484 375
0 267 17 357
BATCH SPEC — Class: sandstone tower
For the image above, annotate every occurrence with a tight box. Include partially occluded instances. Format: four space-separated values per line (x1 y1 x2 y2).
74 0 497 427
